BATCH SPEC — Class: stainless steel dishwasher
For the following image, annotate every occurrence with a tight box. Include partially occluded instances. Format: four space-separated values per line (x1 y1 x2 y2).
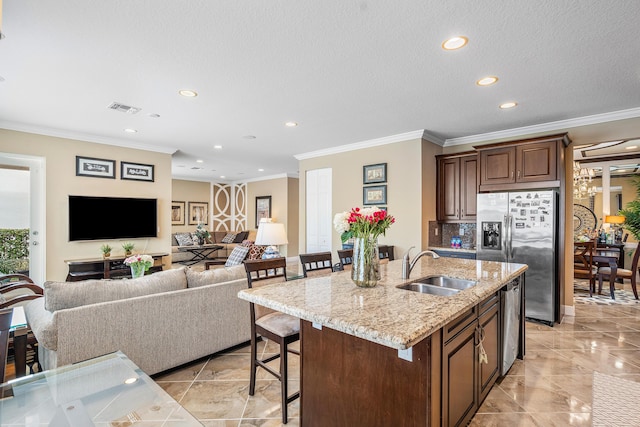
501 278 521 375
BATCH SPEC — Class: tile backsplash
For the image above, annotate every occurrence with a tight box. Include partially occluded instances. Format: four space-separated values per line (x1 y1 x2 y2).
429 221 476 249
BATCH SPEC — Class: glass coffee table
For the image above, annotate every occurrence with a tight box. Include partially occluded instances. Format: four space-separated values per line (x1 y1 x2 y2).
0 351 202 426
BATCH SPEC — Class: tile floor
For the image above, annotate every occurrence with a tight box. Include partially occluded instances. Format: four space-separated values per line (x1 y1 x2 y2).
152 282 640 426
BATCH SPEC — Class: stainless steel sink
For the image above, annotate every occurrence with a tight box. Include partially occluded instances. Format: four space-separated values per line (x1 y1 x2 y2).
419 275 477 290
397 275 477 296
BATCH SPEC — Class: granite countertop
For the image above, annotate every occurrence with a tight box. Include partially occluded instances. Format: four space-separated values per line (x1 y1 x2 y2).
428 246 477 254
238 258 527 351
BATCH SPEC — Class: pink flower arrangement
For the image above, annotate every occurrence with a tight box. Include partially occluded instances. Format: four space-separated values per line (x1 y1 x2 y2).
334 206 395 243
124 254 154 271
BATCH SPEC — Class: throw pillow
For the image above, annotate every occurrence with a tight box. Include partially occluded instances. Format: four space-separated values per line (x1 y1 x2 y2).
225 245 250 267
240 239 254 247
247 244 266 260
234 231 250 243
175 233 194 246
221 232 238 244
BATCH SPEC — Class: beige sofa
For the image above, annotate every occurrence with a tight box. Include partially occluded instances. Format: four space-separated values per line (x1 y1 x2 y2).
171 230 254 263
24 266 251 375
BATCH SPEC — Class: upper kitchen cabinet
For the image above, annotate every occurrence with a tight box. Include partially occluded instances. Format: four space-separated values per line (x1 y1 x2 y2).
437 152 478 222
476 134 570 192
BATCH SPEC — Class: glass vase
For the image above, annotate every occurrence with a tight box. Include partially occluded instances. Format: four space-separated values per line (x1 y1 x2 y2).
351 236 380 288
130 263 145 278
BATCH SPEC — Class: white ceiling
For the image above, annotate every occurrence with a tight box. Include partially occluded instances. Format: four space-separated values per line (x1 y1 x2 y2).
1 1 640 182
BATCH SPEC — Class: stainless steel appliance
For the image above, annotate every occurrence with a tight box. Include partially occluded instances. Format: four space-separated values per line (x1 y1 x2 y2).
501 277 521 375
476 190 558 325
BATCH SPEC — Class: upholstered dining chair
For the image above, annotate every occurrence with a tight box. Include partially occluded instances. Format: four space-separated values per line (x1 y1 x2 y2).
0 308 13 383
0 281 43 309
244 258 299 424
299 251 334 277
574 240 597 296
598 244 640 299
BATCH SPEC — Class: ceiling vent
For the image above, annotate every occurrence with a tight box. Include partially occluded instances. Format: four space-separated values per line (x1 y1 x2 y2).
107 102 141 114
190 167 203 170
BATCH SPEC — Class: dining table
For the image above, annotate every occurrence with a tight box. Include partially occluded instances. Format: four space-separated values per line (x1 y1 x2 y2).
592 248 620 299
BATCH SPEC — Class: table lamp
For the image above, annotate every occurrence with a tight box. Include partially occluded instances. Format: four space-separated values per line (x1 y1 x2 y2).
255 218 288 259
605 215 625 243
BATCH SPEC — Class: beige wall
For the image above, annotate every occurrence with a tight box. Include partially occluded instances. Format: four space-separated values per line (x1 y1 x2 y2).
171 179 211 234
247 176 299 257
298 138 441 261
0 129 172 281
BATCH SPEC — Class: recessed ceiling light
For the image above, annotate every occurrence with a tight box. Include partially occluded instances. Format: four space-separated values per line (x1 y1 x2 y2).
258 168 264 172
214 145 223 149
124 377 137 385
618 169 627 173
220 175 226 179
625 146 637 150
442 36 468 50
196 159 203 163
476 76 498 86
179 89 198 97
499 102 518 109
285 122 298 127
124 128 138 133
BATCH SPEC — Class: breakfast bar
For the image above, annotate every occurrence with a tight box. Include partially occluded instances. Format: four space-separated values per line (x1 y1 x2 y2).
238 256 527 426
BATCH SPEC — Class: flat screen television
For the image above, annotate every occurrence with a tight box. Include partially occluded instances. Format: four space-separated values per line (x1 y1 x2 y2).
69 195 158 241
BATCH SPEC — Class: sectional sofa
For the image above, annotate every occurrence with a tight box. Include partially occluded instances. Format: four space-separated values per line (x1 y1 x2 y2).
171 230 254 263
24 266 252 375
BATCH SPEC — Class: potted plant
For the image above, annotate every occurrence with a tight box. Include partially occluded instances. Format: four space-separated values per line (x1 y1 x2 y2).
619 176 640 242
100 244 112 258
122 242 135 256
194 223 211 245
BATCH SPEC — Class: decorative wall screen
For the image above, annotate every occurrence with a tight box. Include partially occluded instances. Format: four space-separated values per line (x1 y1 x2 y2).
212 183 247 231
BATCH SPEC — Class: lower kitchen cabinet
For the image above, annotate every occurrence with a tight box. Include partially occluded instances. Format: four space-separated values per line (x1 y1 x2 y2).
441 292 501 427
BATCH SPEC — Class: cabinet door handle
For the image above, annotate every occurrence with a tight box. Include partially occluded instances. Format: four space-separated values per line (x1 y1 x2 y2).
517 170 521 179
511 171 514 179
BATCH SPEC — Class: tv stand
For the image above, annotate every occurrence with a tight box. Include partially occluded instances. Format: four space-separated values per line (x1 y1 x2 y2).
65 253 168 281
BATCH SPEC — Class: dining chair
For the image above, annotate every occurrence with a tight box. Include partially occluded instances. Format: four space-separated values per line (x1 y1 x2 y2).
336 248 354 271
598 244 640 299
0 308 13 383
0 282 43 309
299 252 334 277
244 258 299 424
574 240 597 296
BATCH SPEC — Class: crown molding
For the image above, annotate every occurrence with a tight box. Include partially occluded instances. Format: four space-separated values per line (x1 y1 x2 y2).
0 120 178 155
232 172 299 184
294 129 440 160
444 107 640 147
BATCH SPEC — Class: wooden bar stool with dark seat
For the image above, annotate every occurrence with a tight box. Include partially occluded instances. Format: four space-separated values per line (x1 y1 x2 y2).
378 245 395 262
299 251 334 277
244 258 300 424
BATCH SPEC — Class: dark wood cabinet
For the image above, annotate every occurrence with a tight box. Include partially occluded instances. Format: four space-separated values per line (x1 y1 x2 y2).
65 253 167 281
437 152 478 222
441 292 501 427
476 134 569 191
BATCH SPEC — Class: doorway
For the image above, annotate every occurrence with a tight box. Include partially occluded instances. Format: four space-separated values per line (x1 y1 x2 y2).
306 168 332 253
0 153 45 284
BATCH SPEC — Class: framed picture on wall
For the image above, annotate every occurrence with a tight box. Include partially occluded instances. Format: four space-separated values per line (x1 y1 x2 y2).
171 201 186 225
363 163 387 184
76 156 116 179
121 161 154 182
188 202 209 225
255 195 272 228
363 185 387 205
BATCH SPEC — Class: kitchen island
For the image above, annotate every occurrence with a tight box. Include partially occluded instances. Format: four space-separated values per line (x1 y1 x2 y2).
238 256 527 426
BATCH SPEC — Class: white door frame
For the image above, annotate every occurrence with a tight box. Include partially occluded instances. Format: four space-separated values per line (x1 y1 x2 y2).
306 168 332 253
0 152 46 284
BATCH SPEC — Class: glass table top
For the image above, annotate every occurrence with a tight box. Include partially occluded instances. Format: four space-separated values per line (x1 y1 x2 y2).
0 351 202 426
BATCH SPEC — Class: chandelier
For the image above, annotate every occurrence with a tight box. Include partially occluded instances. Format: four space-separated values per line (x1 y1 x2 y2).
573 162 597 199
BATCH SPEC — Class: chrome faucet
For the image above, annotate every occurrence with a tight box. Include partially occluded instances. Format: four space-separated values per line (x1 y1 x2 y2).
402 246 440 279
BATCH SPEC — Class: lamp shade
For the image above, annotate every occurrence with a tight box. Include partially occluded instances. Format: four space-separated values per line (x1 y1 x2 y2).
605 215 625 224
255 221 288 246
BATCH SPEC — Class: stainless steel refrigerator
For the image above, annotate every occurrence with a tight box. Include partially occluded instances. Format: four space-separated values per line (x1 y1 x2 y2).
476 190 558 325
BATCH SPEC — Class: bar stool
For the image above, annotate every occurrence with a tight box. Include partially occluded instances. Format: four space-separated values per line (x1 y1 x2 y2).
244 258 300 424
299 252 334 277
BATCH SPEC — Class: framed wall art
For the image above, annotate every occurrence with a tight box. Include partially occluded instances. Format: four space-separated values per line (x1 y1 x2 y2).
171 201 186 226
76 156 116 179
363 185 387 205
121 161 154 182
255 195 272 228
188 202 209 225
363 163 387 184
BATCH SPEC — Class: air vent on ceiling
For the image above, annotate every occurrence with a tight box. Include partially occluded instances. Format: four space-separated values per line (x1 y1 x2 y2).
190 167 203 170
107 102 141 114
